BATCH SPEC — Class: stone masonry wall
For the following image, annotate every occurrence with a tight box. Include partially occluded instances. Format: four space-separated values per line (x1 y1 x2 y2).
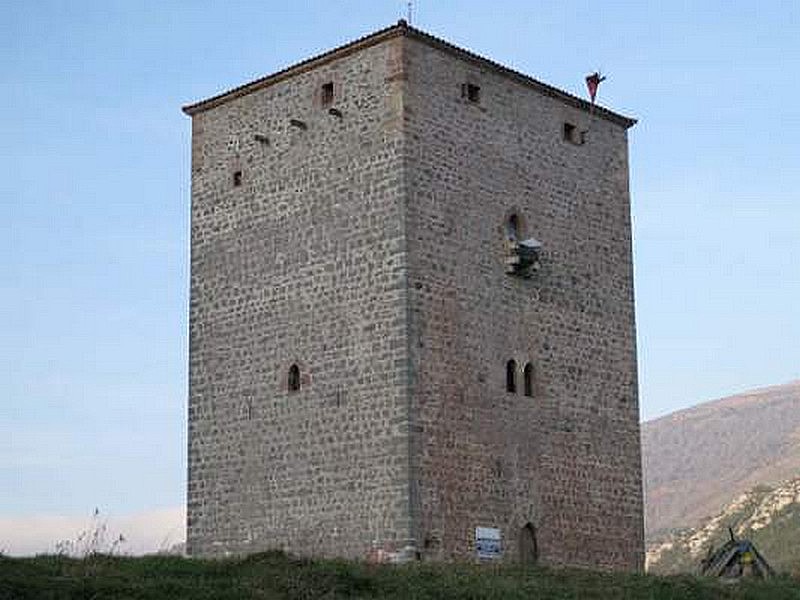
187 38 413 558
402 38 644 570
187 25 643 570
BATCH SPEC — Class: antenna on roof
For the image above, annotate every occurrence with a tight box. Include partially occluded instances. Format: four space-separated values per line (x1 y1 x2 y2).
407 1 413 24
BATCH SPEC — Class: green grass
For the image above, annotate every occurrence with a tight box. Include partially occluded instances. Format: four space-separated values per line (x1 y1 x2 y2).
1 552 799 600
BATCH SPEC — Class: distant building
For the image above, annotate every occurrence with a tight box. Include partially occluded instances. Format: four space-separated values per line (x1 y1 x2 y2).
183 21 643 571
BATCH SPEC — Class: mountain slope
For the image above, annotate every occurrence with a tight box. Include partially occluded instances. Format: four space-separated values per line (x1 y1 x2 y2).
642 380 800 538
647 477 800 575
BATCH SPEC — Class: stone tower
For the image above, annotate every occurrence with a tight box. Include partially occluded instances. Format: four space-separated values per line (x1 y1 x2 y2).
183 21 643 571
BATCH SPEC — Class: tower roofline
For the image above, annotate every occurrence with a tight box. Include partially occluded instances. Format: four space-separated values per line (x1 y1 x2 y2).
181 20 636 129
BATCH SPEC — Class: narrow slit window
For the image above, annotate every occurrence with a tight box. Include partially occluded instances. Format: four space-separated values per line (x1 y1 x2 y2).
524 363 534 397
233 170 242 187
506 359 517 393
321 82 334 107
288 364 300 392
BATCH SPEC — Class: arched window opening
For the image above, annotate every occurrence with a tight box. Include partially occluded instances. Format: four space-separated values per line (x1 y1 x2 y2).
506 359 517 393
519 523 539 565
524 363 534 397
506 214 519 242
288 364 300 392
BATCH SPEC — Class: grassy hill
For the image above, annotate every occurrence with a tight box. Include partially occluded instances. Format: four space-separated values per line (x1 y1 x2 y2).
1 552 799 600
648 477 800 576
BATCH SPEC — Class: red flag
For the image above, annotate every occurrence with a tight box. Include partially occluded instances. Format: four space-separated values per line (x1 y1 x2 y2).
585 72 606 104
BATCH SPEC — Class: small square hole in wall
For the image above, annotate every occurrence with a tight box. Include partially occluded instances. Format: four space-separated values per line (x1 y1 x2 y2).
321 82 334 107
463 83 481 103
563 122 584 145
233 170 242 187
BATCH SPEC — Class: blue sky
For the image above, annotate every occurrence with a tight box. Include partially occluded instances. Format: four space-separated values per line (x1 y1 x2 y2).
2 1 798 529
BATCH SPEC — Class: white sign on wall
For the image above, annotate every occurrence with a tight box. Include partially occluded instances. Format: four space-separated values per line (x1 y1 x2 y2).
475 526 502 559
